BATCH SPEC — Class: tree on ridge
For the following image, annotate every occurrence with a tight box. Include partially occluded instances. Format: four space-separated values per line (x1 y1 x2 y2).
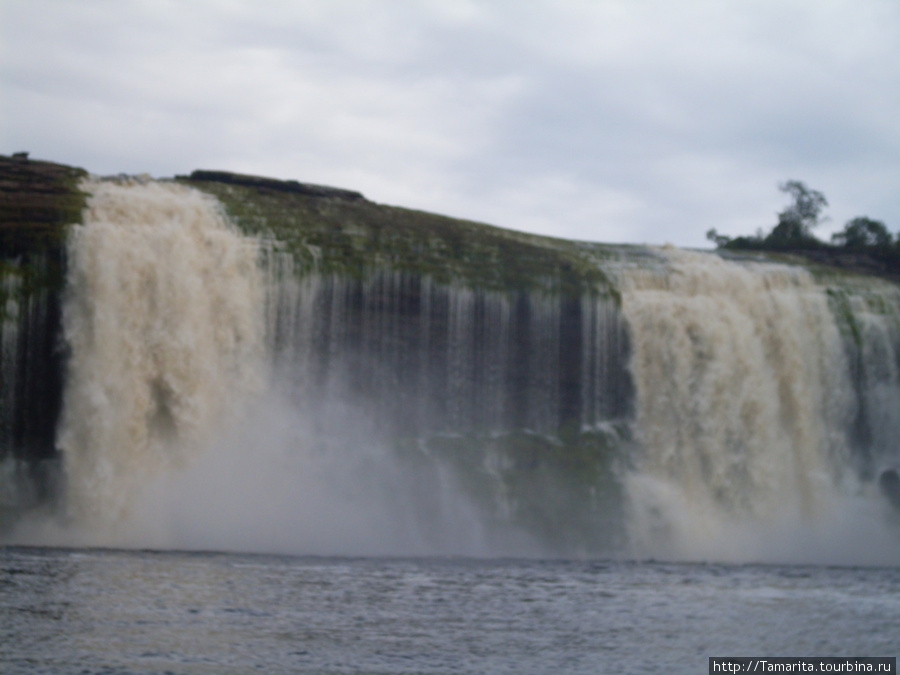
764 180 828 247
831 216 891 249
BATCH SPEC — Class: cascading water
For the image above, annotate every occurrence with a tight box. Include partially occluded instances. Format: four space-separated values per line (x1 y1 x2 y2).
26 178 545 554
262 266 583 437
618 246 900 563
56 178 264 536
4 176 900 562
250 255 629 555
827 276 900 471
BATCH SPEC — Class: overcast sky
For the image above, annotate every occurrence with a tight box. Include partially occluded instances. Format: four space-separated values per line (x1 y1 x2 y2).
2 1 899 247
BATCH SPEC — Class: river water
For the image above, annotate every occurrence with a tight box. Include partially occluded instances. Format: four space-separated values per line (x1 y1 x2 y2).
2 546 898 674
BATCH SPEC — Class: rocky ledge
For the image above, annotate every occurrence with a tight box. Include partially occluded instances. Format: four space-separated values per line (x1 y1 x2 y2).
183 170 366 201
0 154 87 254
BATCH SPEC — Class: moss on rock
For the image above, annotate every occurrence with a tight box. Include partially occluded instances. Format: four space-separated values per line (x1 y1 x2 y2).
0 154 87 250
181 171 617 299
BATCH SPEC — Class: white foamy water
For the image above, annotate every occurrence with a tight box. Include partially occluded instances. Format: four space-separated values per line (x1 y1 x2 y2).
619 246 900 563
57 178 264 531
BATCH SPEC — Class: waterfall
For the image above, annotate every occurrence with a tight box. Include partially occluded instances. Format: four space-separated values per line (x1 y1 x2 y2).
618 246 900 561
826 276 900 472
57 178 264 529
580 293 631 428
4 175 900 561
32 179 552 554
261 265 625 437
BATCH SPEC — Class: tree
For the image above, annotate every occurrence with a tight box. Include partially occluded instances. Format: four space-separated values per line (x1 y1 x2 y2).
765 180 828 246
832 216 891 249
705 228 732 247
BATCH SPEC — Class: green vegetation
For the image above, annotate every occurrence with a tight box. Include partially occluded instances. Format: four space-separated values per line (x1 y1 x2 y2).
0 154 87 252
0 154 87 323
707 180 828 250
707 180 900 275
182 173 617 299
832 217 891 249
0 155 87 315
767 180 829 246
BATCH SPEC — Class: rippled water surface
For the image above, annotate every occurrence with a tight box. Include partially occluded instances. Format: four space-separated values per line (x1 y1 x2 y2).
1 546 898 674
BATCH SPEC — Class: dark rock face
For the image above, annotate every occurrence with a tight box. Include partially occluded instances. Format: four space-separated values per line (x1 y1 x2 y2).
1 155 85 478
184 170 366 202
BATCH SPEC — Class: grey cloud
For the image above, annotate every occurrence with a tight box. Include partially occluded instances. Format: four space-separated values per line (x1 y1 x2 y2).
2 0 899 247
